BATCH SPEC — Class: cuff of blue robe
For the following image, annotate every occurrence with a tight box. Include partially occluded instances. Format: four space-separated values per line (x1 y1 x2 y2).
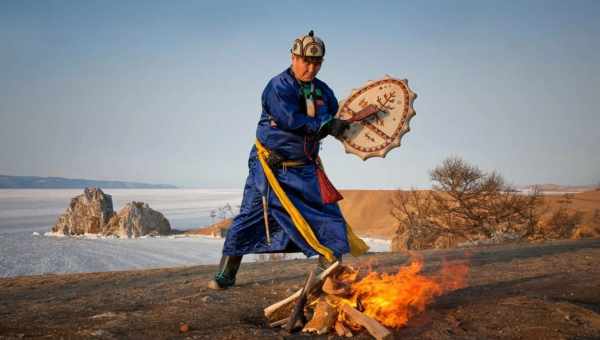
314 116 332 139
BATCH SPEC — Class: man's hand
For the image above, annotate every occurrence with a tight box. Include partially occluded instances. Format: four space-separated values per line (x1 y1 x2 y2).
329 119 351 138
317 118 351 140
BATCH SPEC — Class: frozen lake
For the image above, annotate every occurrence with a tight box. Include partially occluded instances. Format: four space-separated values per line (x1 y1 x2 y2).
0 188 244 234
0 189 390 277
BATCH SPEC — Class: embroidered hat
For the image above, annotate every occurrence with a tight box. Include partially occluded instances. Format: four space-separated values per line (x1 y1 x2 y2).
291 30 325 59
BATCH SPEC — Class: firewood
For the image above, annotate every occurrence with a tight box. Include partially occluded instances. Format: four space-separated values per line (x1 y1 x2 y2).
334 320 353 337
322 276 350 296
269 317 289 328
264 261 340 319
340 304 392 340
302 297 338 335
284 270 315 332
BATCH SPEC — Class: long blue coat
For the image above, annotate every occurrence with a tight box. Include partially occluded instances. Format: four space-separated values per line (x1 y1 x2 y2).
222 68 351 258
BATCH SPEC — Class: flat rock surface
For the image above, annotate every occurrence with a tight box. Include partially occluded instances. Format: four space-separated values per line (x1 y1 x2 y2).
1 239 599 339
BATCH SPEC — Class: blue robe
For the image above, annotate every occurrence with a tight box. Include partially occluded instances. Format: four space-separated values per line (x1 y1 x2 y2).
222 68 350 258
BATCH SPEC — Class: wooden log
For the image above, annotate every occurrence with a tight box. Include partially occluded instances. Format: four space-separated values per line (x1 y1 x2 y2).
334 320 353 337
340 304 392 340
284 270 315 332
264 261 340 318
322 276 351 296
269 317 289 328
302 297 338 335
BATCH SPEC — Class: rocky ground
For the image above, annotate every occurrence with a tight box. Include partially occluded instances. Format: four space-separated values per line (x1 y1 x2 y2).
1 239 599 339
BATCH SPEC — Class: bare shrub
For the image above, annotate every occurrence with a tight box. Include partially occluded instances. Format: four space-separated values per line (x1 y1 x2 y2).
592 209 600 235
391 190 442 250
593 209 600 224
391 157 544 250
546 207 584 239
210 203 239 223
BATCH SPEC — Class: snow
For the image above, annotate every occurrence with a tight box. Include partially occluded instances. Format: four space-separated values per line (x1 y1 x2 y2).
0 189 390 278
0 231 389 278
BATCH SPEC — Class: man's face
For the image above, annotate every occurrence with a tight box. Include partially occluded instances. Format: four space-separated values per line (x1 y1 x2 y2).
291 54 322 82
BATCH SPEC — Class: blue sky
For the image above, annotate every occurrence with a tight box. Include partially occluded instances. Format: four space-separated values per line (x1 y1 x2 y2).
1 0 599 188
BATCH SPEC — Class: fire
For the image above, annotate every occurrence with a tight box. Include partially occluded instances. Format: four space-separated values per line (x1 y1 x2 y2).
337 257 469 328
264 256 470 337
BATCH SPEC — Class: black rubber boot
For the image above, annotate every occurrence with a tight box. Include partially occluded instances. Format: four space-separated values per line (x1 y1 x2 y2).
207 255 242 290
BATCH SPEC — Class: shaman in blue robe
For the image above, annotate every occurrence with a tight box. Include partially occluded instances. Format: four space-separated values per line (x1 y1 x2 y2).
222 68 351 259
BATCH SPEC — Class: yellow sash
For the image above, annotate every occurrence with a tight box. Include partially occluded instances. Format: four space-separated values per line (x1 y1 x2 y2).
255 139 369 261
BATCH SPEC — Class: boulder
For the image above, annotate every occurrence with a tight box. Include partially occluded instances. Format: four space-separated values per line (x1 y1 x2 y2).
104 201 171 238
52 187 114 235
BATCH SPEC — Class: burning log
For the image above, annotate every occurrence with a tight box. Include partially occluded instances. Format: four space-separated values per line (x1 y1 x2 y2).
302 297 338 335
263 261 340 319
340 304 392 340
334 320 353 337
322 276 351 296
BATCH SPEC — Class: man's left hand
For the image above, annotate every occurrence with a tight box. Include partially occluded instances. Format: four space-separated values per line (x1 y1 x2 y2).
329 118 351 138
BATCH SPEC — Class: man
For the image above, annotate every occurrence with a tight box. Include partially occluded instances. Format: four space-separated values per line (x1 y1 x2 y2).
208 31 368 290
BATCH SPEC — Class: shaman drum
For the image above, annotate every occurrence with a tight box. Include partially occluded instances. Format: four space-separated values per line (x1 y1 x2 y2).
335 76 417 160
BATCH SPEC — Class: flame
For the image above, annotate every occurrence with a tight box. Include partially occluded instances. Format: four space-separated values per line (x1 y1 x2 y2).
336 257 469 329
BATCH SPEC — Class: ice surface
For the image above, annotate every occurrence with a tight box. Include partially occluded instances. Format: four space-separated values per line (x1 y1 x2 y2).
0 189 390 278
0 188 244 234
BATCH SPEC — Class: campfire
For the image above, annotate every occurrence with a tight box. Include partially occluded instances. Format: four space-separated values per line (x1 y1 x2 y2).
264 258 469 339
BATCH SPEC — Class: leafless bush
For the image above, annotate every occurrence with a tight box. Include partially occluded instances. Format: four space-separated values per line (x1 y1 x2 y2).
546 207 584 239
592 209 600 234
391 157 544 250
210 203 239 223
391 190 443 249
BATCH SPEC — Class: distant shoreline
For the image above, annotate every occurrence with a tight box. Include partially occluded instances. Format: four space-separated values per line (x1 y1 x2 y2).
0 175 177 189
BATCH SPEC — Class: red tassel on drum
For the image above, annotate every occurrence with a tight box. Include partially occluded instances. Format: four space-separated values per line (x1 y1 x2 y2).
316 165 343 204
